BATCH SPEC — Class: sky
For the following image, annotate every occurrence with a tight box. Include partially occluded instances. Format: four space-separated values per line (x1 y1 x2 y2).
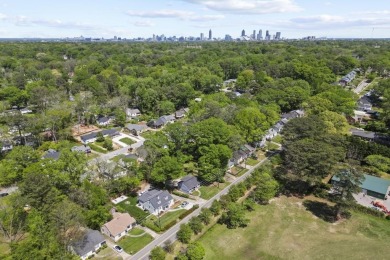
0 0 390 39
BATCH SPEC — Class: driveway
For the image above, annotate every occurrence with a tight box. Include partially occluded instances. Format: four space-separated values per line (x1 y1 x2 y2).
105 237 131 259
0 186 18 194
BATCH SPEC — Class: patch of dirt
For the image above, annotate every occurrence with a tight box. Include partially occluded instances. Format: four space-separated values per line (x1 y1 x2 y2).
72 124 100 137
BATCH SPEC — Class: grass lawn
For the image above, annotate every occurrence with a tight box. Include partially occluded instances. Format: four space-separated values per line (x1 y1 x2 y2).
117 197 149 222
140 131 156 139
111 154 125 162
198 196 390 260
199 182 229 200
119 137 136 145
95 246 122 260
129 227 145 236
145 209 186 231
246 158 259 166
118 233 154 255
89 143 108 154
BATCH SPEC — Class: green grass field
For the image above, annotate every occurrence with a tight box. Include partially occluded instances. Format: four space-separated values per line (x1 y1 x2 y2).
117 197 149 221
118 233 154 255
89 143 108 153
246 158 259 166
199 183 229 200
145 209 186 232
197 196 390 260
128 227 145 236
119 137 135 145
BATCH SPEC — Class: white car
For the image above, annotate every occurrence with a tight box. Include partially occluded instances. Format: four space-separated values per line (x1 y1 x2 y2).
114 245 123 253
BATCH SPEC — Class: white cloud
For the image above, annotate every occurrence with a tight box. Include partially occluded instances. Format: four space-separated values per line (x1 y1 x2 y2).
134 20 155 27
182 0 302 14
126 9 224 22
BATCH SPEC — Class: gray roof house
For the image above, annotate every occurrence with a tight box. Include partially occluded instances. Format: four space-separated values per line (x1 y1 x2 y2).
80 128 120 144
97 116 111 126
178 175 200 194
357 96 373 111
70 229 106 260
126 108 141 118
42 149 60 160
138 190 174 215
125 124 148 135
71 145 91 153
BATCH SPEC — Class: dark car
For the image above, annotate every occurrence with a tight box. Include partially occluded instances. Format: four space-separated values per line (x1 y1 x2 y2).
0 193 9 198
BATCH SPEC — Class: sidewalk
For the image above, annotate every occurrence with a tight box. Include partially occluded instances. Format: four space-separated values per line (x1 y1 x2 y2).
138 225 160 238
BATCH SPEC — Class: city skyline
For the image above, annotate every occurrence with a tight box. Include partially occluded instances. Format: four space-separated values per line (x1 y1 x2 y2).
0 0 390 39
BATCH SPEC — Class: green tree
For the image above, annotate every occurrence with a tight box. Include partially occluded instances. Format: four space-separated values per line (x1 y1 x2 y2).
186 242 205 260
234 107 267 143
236 69 255 91
221 203 249 229
150 246 167 260
198 144 232 182
189 216 203 235
177 224 192 244
151 156 184 185
103 138 113 151
209 200 221 216
364 155 390 173
250 170 279 204
198 208 212 225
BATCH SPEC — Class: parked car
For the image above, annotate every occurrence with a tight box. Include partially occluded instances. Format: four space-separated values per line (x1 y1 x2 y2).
114 245 123 253
181 201 189 207
0 193 9 198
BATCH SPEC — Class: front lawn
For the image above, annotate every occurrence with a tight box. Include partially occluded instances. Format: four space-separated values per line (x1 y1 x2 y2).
119 137 135 145
145 209 187 232
246 158 259 166
95 246 122 260
129 227 145 236
89 143 108 154
140 131 155 139
199 182 229 200
198 196 390 260
116 197 149 222
118 233 154 255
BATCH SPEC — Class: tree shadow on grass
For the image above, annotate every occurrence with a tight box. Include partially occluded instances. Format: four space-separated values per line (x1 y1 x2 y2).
303 200 337 223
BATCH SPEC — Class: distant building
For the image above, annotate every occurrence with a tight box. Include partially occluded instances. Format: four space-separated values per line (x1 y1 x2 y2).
257 29 263 40
209 29 212 40
252 30 256 39
200 33 204 40
276 32 281 40
241 29 245 37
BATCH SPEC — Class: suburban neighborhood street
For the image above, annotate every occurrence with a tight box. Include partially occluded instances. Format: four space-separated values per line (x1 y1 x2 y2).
128 156 271 260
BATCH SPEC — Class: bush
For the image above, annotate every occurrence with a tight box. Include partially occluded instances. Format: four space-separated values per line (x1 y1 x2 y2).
173 190 190 198
179 205 198 220
349 203 386 218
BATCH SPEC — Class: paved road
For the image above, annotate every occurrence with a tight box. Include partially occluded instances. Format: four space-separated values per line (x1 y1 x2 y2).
354 79 370 94
128 156 270 260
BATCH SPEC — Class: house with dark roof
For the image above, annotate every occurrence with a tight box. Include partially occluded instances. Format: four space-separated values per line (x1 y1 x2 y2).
101 212 136 242
71 145 91 153
178 175 200 194
138 190 174 215
175 108 187 119
1 140 13 153
69 229 106 260
332 174 390 200
96 116 112 126
42 149 60 160
357 96 373 111
125 124 148 135
80 128 120 144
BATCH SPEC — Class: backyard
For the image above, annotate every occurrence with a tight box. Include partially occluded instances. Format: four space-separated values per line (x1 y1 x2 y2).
119 137 136 145
199 182 229 200
116 197 149 221
144 209 187 232
197 196 390 260
118 233 154 255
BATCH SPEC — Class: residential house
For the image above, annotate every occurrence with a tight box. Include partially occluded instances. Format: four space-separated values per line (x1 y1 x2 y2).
19 108 32 114
339 70 357 87
175 108 189 119
148 115 174 128
71 145 91 153
138 190 174 215
178 175 200 194
232 150 247 165
70 229 106 260
161 115 175 124
1 140 13 152
126 108 141 118
42 149 60 160
97 116 112 126
281 109 304 120
241 144 256 157
80 128 120 144
101 212 136 242
357 96 373 111
350 129 390 146
125 124 148 135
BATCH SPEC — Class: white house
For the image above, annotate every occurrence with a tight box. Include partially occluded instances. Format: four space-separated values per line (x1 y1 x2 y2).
126 108 141 118
101 212 136 242
138 190 174 215
97 117 112 126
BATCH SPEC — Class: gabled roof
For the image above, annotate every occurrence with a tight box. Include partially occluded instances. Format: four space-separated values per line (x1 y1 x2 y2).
358 96 373 106
71 145 91 153
43 149 60 160
351 129 376 139
80 128 119 142
126 124 148 132
138 190 173 209
71 229 105 257
102 212 136 237
97 117 110 124
179 175 200 190
126 108 140 115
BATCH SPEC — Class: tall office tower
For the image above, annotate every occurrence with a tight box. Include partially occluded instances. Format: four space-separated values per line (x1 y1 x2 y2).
275 32 281 40
265 30 270 40
225 34 232 41
241 29 245 37
200 33 204 41
252 30 256 39
209 29 212 40
257 29 263 40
